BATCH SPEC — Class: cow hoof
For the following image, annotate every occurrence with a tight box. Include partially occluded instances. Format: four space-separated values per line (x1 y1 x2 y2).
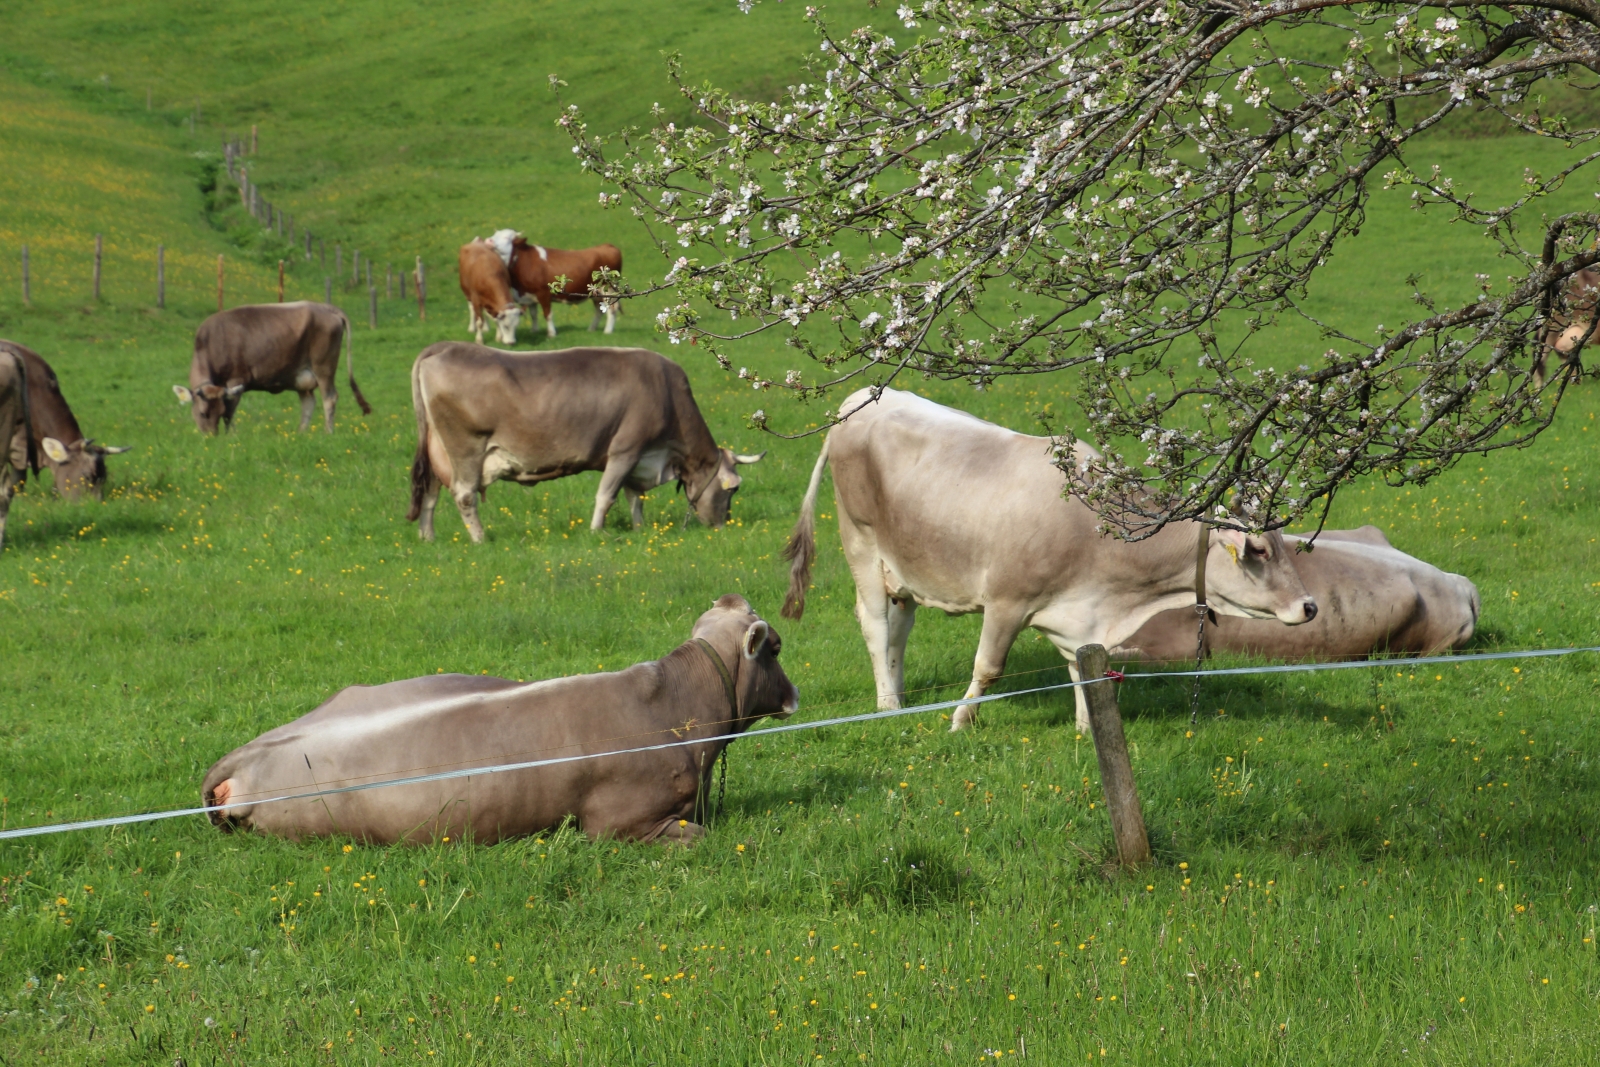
950 706 975 731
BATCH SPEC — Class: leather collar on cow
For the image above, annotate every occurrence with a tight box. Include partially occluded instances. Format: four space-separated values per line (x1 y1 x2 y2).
693 637 739 726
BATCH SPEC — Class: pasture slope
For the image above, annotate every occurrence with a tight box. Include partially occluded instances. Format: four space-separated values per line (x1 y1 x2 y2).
1 3 1598 1063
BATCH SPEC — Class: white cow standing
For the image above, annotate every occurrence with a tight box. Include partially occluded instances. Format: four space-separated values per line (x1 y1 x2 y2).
781 388 1318 732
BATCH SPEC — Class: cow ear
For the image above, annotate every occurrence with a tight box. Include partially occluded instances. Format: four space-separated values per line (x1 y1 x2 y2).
42 437 70 463
732 450 766 465
173 385 193 404
719 471 742 492
1213 527 1246 566
742 620 770 660
224 383 247 399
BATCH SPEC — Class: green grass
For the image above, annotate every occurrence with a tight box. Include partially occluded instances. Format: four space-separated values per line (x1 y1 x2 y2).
2 4 1600 1063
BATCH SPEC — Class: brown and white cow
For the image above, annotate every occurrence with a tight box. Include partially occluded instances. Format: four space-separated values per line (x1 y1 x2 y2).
406 344 763 541
458 239 522 345
202 594 799 845
1534 267 1600 387
0 349 25 550
173 302 371 434
1112 526 1480 663
1 340 130 502
781 388 1317 732
495 230 622 337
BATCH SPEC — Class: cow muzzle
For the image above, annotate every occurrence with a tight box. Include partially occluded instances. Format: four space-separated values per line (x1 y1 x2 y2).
1276 597 1318 625
778 685 800 719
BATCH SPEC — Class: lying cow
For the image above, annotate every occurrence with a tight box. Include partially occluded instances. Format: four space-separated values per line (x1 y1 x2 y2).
781 388 1317 732
458 239 522 345
1113 526 1480 662
202 594 798 844
1 340 130 501
173 302 372 434
0 349 24 550
407 344 763 541
495 230 622 337
1534 267 1600 387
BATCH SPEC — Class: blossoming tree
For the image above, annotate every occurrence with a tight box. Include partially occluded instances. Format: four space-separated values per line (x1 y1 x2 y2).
560 1 1600 537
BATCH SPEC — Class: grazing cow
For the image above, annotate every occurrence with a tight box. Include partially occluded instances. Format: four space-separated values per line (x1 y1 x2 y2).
501 233 622 337
0 349 25 550
173 302 371 434
781 388 1317 732
457 239 522 345
1 340 130 502
1112 526 1480 663
407 344 764 541
1534 267 1600 387
202 594 799 844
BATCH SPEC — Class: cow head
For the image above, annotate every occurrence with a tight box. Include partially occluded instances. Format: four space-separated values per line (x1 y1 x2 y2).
39 437 131 502
493 306 522 345
688 449 766 527
174 382 246 434
1206 527 1318 625
691 593 800 723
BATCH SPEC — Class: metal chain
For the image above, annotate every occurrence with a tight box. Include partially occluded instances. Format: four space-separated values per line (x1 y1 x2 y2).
714 746 729 824
1189 606 1207 726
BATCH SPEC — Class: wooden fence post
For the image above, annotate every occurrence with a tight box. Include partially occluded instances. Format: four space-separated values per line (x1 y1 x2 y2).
352 249 360 287
93 234 103 301
335 244 342 282
216 254 225 312
304 231 312 262
157 244 165 309
416 257 426 321
368 285 377 329
365 259 372 292
251 124 257 155
1075 643 1152 869
20 244 29 306
276 209 283 238
319 238 325 269
386 263 393 300
399 266 406 301
324 277 332 304
278 260 285 303
146 87 151 111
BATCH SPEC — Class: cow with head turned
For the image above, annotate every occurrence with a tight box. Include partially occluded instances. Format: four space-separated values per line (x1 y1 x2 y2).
202 594 799 845
780 388 1317 732
407 344 764 542
174 302 371 434
1 340 130 503
491 230 622 337
458 239 522 345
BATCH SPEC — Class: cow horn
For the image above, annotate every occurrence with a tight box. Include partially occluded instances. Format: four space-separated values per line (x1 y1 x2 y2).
732 451 766 465
101 445 133 455
225 382 247 398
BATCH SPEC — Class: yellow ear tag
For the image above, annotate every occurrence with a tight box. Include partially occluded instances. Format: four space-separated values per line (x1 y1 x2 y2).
1225 543 1240 565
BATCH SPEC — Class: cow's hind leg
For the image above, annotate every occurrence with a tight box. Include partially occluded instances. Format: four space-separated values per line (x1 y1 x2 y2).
319 379 338 433
448 453 487 543
951 606 1029 731
298 391 316 432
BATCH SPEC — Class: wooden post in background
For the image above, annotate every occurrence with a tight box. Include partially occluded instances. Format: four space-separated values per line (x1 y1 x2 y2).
276 208 283 238
365 259 372 292
20 244 29 306
352 249 360 287
157 244 165 309
335 244 342 282
304 231 312 262
399 266 406 301
216 254 225 312
1075 643 1152 869
93 234 103 301
146 87 151 111
415 257 426 321
386 263 393 300
250 124 257 154
278 260 285 302
324 277 332 304
319 238 325 269
368 285 377 329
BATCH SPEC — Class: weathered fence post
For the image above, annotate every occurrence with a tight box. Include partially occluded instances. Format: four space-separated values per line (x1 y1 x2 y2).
416 257 426 321
386 263 393 300
1075 643 1152 869
278 260 285 303
250 124 257 155
156 244 165 309
276 209 283 238
20 244 29 306
146 87 151 111
216 254 225 312
399 266 406 301
324 277 332 304
352 249 360 287
319 238 325 269
368 285 377 329
304 231 312 262
335 244 342 282
365 260 373 292
93 234 103 301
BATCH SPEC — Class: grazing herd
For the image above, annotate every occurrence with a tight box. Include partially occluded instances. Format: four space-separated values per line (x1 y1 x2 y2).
4 227 1522 848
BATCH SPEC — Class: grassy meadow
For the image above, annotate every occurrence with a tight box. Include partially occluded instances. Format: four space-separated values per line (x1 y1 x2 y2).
2 4 1600 1063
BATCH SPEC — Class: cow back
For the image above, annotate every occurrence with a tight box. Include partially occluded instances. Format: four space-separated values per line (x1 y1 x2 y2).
192 303 343 390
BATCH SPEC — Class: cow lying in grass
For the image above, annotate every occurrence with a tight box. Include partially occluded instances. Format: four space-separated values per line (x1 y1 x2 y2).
1112 526 1480 662
202 594 798 845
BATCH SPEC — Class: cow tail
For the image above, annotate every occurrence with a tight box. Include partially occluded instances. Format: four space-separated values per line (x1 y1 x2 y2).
344 316 374 415
781 433 831 620
406 352 433 523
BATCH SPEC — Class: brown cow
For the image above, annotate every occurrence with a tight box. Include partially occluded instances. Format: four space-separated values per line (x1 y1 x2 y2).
1534 267 1600 387
406 344 764 542
496 230 621 337
201 594 799 845
173 302 371 434
1 340 130 502
1112 526 1480 663
457 239 522 345
0 349 25 550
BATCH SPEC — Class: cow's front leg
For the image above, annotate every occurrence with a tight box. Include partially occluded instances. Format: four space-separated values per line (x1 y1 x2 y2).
1067 658 1092 734
544 301 557 338
951 607 1028 731
320 383 338 433
852 583 916 710
417 476 441 541
590 455 636 531
298 391 315 432
623 486 645 529
604 301 617 334
588 301 602 331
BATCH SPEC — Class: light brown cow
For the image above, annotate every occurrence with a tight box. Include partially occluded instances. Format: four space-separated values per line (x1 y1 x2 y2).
173 302 371 433
0 349 25 550
457 239 522 345
781 388 1317 732
3 340 131 501
406 344 763 542
1112 526 1480 663
1534 267 1600 387
202 594 799 845
501 233 622 337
